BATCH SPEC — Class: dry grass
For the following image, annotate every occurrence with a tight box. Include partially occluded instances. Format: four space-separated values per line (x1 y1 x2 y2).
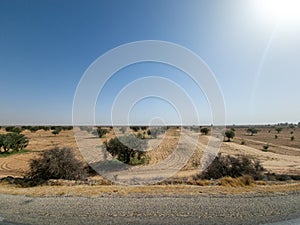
220 176 254 187
0 181 299 197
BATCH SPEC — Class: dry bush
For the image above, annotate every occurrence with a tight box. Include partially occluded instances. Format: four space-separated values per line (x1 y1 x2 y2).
198 154 264 180
26 147 87 186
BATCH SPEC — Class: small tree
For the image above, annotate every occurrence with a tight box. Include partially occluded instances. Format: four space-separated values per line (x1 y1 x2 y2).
291 136 294 141
0 133 29 153
200 127 210 135
247 127 258 136
225 130 235 142
275 127 283 133
105 135 147 165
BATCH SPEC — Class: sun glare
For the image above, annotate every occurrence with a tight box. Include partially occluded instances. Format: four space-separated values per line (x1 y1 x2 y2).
256 0 300 25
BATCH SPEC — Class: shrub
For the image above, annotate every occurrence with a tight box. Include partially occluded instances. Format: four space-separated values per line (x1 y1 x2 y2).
105 135 147 165
5 126 23 133
26 147 87 185
247 127 258 136
241 140 245 145
275 127 283 133
52 127 62 136
224 130 235 142
130 126 140 132
135 132 145 139
79 126 93 133
120 127 126 134
291 136 294 141
199 154 264 180
275 135 278 139
94 127 108 138
262 144 269 151
200 127 210 135
149 127 165 138
0 133 29 153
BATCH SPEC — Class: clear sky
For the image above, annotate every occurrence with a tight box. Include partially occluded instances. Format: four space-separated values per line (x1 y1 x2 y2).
0 0 299 125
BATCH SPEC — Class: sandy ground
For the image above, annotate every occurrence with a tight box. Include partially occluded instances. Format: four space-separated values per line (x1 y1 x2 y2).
0 127 299 179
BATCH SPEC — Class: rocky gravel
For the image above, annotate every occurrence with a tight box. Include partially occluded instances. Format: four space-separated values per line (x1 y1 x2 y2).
0 192 299 225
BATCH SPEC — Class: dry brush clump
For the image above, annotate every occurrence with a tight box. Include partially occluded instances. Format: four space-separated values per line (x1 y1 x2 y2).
25 147 87 186
197 154 264 180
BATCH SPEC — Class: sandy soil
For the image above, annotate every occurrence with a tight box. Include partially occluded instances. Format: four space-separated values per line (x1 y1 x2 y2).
0 127 299 179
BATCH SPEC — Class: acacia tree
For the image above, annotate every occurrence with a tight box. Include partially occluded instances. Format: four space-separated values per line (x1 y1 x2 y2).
275 127 283 133
225 130 235 142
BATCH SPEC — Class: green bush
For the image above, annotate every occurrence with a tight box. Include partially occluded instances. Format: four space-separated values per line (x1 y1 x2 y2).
247 127 258 136
93 127 108 138
0 133 29 153
105 135 147 165
26 147 87 185
200 127 210 135
5 126 23 133
52 127 62 136
130 126 140 132
275 127 283 133
224 130 235 142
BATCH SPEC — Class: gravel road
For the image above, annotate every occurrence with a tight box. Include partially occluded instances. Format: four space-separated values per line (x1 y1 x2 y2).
0 192 299 225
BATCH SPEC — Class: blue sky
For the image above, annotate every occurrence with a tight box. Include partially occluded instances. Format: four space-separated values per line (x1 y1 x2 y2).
0 0 299 125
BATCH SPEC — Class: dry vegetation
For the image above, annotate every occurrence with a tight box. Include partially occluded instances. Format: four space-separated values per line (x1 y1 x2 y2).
0 126 300 195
